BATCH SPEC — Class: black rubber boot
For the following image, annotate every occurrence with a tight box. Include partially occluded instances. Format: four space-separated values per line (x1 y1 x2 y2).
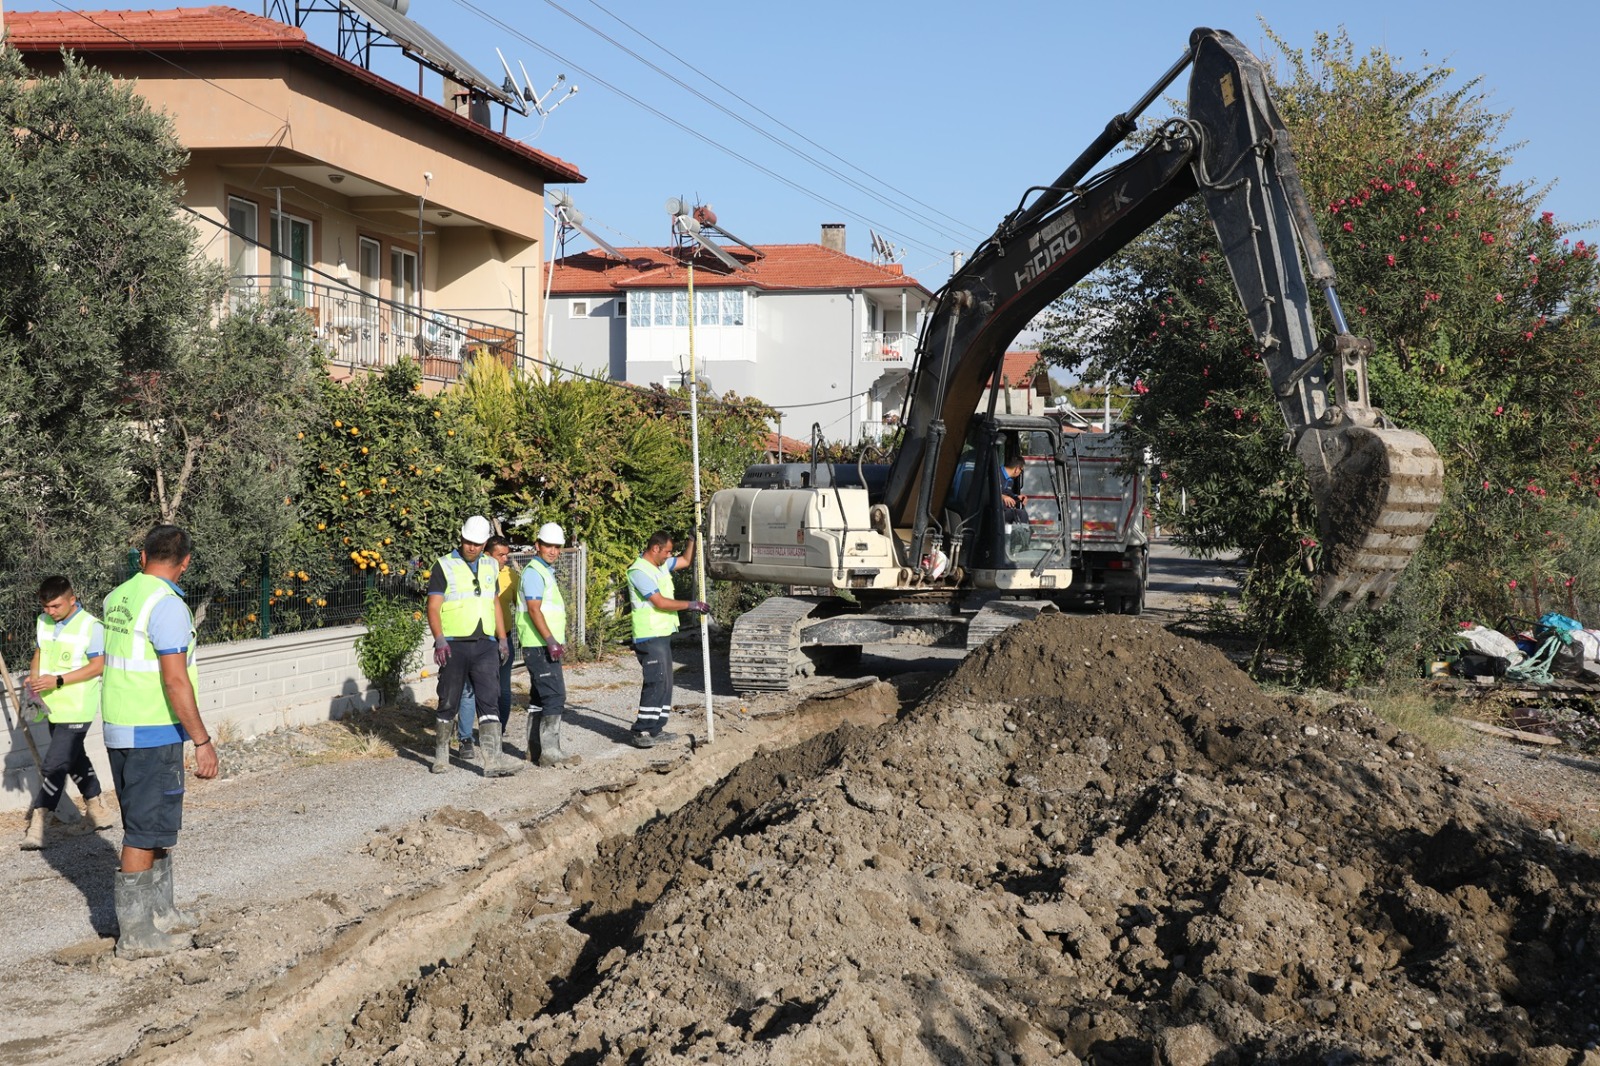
114 870 192 959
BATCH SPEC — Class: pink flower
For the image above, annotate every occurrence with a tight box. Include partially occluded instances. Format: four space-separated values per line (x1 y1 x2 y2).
1494 293 1504 303
1529 254 1540 263
1133 378 1150 395
1494 406 1504 415
1509 579 1518 589
1481 232 1496 244
1482 480 1491 489
1385 254 1397 267
1232 408 1244 420
1342 221 1354 233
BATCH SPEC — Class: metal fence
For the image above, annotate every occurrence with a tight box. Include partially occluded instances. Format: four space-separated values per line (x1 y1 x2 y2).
1 545 593 682
228 275 524 385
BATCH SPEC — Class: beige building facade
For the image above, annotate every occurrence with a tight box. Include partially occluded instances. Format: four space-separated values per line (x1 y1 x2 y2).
7 6 583 383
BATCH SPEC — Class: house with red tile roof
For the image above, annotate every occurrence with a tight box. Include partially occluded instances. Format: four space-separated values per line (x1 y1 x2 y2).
984 350 1053 415
4 5 582 385
546 223 934 441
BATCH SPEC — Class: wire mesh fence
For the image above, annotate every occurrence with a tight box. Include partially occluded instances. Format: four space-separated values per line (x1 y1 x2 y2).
1 546 591 679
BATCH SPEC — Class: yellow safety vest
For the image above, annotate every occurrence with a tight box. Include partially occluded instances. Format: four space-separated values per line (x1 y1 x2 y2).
102 572 197 748
436 553 499 638
627 556 679 640
516 557 567 646
36 608 101 724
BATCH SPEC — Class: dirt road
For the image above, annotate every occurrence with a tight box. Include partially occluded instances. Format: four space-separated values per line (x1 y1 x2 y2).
3 547 1597 1065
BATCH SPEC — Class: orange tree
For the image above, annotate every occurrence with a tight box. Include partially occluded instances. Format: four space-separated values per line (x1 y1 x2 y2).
1038 27 1600 683
455 358 773 643
279 360 488 626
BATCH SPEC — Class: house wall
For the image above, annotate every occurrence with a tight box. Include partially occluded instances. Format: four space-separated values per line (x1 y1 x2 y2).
546 295 626 379
0 627 441 814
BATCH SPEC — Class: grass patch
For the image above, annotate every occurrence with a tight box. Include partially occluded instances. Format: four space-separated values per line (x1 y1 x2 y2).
1359 685 1474 749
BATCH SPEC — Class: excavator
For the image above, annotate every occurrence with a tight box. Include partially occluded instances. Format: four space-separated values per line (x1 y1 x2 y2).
705 27 1445 695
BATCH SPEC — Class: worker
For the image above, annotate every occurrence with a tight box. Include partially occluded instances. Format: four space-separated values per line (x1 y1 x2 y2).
456 535 519 760
20 575 112 850
101 525 218 959
426 515 512 776
624 530 708 748
518 522 577 766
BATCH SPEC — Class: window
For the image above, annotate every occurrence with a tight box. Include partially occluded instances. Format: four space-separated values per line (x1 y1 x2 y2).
358 238 381 307
227 196 257 280
570 300 590 318
391 248 418 308
615 296 627 317
268 210 312 304
629 290 747 328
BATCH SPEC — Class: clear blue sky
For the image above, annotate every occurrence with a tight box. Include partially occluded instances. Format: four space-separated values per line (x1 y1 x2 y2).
13 0 1597 291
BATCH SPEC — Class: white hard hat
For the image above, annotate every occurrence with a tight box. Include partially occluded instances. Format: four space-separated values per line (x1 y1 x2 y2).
460 515 493 543
536 521 566 546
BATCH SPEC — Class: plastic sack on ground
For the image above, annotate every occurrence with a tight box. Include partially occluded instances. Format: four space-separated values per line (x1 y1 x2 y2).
1459 624 1525 666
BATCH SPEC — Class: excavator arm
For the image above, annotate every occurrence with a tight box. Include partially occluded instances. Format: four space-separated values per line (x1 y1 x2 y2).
885 27 1443 605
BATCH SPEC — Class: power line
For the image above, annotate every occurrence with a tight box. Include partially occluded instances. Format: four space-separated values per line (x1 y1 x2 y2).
446 0 955 265
540 0 982 248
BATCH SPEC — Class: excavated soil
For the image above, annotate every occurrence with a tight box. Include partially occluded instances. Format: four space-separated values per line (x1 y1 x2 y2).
332 614 1600 1065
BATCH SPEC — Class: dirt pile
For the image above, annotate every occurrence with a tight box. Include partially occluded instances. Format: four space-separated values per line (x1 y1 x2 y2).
334 615 1600 1065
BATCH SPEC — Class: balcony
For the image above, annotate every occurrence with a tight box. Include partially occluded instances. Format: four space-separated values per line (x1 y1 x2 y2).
862 330 915 363
229 276 524 385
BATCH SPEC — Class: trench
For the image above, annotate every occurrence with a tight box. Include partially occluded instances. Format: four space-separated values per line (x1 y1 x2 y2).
128 681 898 1066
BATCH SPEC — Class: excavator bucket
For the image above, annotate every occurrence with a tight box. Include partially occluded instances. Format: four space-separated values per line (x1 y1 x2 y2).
1295 425 1445 607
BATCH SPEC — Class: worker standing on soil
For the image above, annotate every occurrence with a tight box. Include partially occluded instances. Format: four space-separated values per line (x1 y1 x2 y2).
456 535 519 761
101 525 218 960
20 575 112 850
624 530 707 748
518 522 578 766
426 515 512 777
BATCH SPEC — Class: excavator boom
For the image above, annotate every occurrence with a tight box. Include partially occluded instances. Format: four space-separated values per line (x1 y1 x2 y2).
885 27 1442 605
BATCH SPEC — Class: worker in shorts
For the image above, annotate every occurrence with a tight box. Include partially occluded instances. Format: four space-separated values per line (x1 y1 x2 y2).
101 525 219 959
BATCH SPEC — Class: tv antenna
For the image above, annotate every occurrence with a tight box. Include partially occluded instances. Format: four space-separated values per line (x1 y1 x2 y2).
869 229 901 264
548 190 625 261
495 50 579 119
666 196 746 272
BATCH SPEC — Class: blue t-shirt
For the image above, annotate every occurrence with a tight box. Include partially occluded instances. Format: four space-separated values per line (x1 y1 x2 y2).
148 580 194 657
628 555 683 601
521 561 549 603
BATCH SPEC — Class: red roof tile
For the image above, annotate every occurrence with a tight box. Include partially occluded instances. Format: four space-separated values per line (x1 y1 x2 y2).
547 242 931 296
986 351 1045 389
4 6 583 182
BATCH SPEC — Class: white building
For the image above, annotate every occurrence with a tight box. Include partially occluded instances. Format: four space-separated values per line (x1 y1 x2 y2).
544 223 934 441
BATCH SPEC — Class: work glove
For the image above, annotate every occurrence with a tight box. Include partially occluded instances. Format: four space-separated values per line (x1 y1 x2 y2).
685 600 711 615
497 636 511 664
433 637 451 667
548 642 565 662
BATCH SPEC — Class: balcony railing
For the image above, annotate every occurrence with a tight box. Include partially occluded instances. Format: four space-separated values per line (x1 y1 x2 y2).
862 330 915 363
228 276 523 384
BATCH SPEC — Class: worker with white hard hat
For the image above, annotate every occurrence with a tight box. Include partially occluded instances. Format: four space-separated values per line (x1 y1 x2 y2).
424 514 514 776
516 521 578 766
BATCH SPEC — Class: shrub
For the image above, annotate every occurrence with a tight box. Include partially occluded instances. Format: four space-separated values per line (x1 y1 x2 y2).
354 590 426 705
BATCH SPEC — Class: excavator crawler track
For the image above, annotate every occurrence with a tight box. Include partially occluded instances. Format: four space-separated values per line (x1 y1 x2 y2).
728 596 820 694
